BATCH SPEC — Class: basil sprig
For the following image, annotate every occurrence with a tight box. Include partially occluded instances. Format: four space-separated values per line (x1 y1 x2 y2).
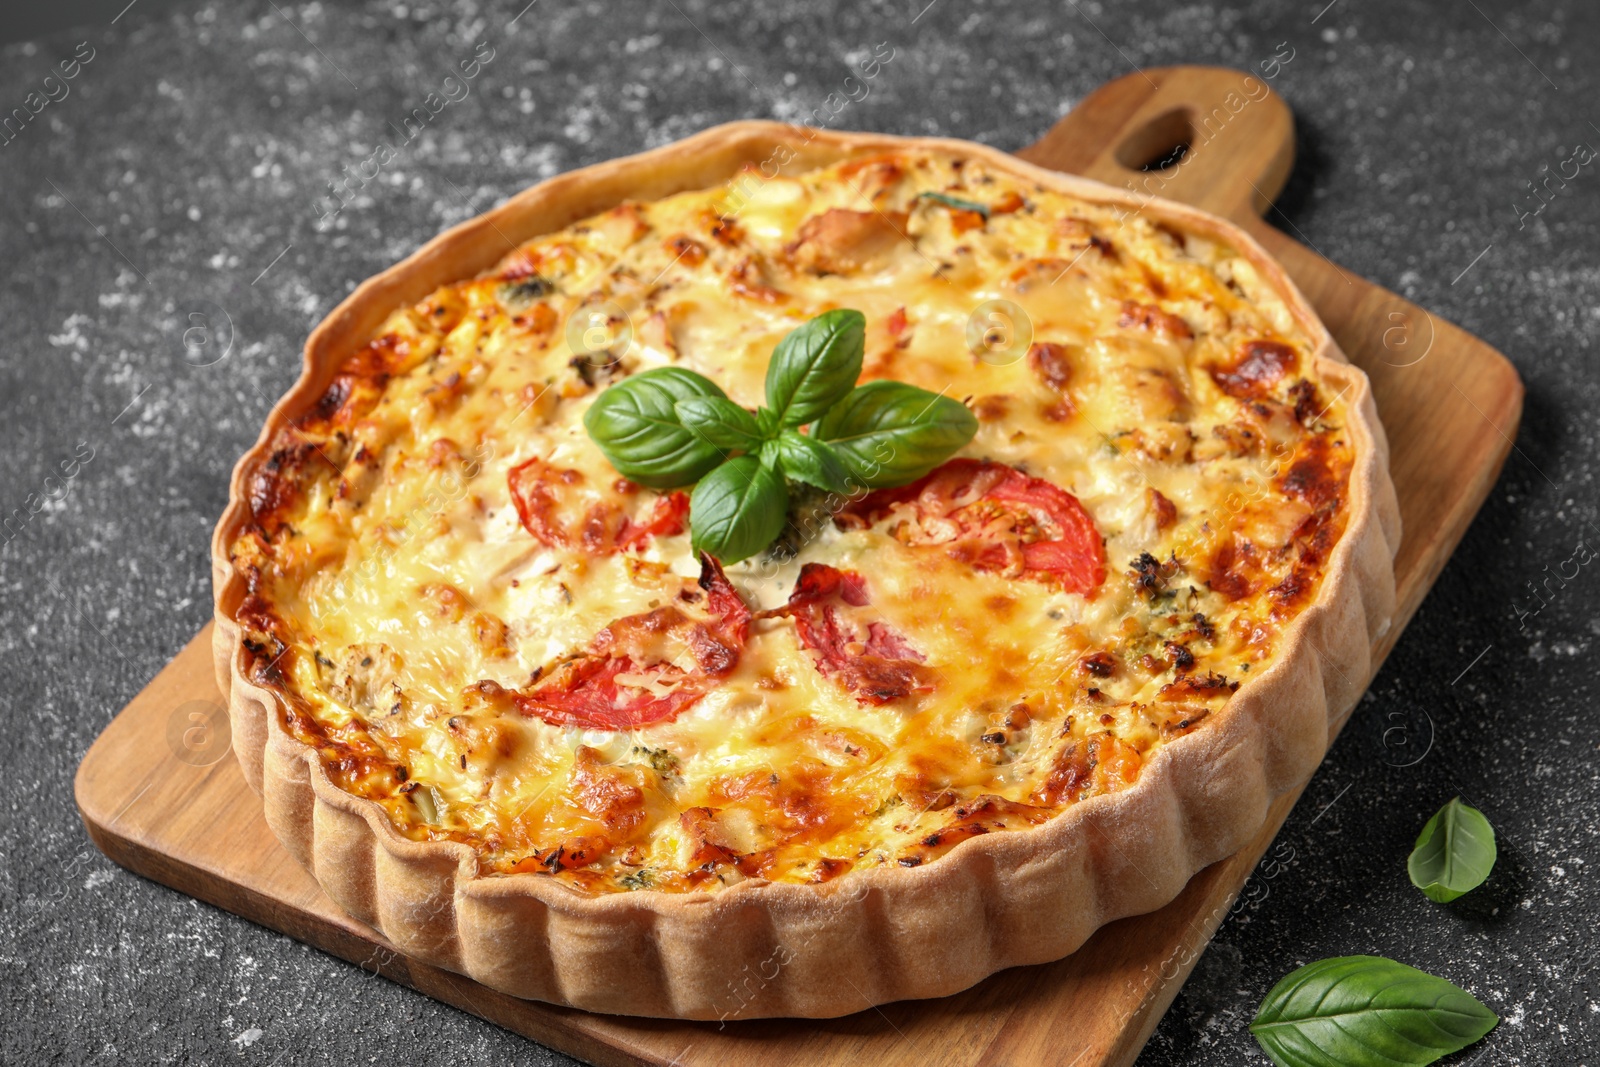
1408 797 1497 903
582 308 977 562
1251 956 1497 1067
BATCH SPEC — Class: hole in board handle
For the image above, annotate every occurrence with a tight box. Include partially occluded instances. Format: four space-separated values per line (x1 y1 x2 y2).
1113 108 1195 173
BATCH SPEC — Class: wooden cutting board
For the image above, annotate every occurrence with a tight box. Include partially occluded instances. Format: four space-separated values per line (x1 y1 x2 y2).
75 66 1523 1067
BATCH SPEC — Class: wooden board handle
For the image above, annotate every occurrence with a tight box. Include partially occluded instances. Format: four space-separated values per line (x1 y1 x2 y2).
1017 65 1294 223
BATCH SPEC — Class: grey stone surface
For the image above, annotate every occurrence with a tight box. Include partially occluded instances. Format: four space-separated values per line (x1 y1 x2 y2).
1 0 1596 1063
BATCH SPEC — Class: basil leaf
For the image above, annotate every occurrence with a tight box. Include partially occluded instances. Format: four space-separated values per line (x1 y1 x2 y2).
582 368 727 488
917 191 990 218
1408 798 1497 903
689 456 788 564
674 396 763 454
813 380 978 489
764 308 866 429
1251 956 1498 1067
770 430 850 493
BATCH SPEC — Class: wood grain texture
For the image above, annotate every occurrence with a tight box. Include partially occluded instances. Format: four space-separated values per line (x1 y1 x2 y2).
75 66 1522 1067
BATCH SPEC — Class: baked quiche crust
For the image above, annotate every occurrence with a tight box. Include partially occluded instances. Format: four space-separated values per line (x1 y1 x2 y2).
211 122 1400 1019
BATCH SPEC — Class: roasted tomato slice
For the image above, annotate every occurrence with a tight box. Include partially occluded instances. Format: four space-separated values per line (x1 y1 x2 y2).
615 490 691 552
838 458 1105 595
507 456 688 555
763 563 933 705
514 555 752 730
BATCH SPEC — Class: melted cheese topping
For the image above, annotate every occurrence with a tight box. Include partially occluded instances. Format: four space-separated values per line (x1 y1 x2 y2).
230 149 1354 893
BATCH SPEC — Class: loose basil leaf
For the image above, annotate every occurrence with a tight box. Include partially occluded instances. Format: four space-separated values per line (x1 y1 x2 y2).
689 456 788 564
917 191 991 218
1250 956 1498 1067
813 380 978 489
1408 798 1497 904
582 368 727 488
770 430 850 493
674 396 763 454
764 308 866 429
498 274 555 307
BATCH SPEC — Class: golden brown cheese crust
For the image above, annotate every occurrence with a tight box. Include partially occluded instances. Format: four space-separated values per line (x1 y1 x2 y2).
228 148 1353 894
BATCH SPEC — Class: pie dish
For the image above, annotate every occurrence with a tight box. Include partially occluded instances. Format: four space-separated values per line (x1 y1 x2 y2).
211 122 1401 1019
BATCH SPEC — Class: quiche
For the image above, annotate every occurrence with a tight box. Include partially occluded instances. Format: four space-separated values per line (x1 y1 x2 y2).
212 123 1399 1019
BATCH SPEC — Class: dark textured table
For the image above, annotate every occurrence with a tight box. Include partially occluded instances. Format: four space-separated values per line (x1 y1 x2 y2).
3 1 1596 1064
